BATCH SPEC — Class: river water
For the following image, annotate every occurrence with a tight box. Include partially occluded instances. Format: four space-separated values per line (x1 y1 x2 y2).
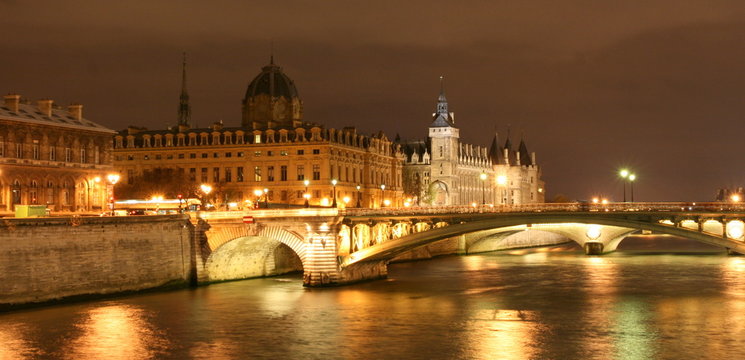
2 236 745 359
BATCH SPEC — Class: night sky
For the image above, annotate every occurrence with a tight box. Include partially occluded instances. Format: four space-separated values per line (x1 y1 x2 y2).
3 1 745 201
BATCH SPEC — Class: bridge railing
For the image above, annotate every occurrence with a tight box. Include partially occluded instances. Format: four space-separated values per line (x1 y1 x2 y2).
187 202 745 220
340 202 745 217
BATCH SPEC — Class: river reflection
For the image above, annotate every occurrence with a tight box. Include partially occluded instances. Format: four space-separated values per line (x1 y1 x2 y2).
2 237 745 359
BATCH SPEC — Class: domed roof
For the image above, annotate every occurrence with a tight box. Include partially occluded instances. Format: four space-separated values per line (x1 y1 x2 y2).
244 59 299 100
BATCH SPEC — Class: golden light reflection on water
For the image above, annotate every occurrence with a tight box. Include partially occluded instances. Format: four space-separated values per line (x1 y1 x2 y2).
580 256 619 358
0 323 38 359
466 309 541 360
62 304 167 360
462 255 501 271
612 301 656 360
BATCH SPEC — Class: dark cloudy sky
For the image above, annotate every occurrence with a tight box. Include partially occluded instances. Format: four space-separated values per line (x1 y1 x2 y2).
3 1 745 201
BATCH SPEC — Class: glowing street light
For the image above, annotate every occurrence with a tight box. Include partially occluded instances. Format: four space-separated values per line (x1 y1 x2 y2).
356 185 362 208
380 184 386 208
628 173 637 202
732 194 742 202
496 175 507 186
253 189 263 209
619 169 629 202
304 179 310 208
331 179 338 208
107 173 120 216
263 187 269 208
200 184 212 210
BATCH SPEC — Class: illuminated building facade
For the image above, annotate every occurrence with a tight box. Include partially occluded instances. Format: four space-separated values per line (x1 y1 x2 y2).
112 58 404 208
0 94 116 213
402 84 545 206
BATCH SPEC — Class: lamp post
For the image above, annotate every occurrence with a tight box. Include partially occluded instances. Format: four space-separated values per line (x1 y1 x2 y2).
479 172 487 205
263 188 269 208
619 169 629 202
380 184 386 208
496 175 507 204
629 173 636 202
356 185 362 207
304 179 310 208
107 174 119 216
200 184 212 210
331 179 338 208
253 189 263 209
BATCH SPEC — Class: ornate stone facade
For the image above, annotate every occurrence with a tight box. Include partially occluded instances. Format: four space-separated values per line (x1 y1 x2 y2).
112 59 404 208
0 94 116 213
402 85 545 206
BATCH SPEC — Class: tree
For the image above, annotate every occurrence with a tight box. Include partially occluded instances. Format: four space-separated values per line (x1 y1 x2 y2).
115 168 198 200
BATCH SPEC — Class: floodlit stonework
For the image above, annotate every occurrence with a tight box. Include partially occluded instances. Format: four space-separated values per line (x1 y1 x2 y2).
402 83 545 206
112 58 404 208
0 94 116 213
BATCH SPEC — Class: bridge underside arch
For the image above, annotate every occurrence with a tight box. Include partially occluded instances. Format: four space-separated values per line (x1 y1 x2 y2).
342 215 745 267
467 228 573 254
205 236 303 282
203 226 307 283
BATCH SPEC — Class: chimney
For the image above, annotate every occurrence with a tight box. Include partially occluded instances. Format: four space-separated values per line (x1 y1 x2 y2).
4 94 20 112
516 150 521 166
67 104 83 121
37 99 53 117
531 152 536 165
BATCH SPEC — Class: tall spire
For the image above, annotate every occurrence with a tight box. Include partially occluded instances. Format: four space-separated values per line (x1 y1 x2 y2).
177 52 192 127
431 75 454 127
437 75 448 112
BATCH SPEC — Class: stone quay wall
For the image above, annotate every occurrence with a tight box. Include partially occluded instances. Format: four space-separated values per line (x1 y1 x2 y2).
0 215 194 307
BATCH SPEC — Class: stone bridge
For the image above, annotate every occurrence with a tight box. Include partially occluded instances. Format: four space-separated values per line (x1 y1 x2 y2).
193 202 745 287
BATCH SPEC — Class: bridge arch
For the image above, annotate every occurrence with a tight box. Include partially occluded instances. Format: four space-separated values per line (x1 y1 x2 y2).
204 225 307 282
341 214 745 267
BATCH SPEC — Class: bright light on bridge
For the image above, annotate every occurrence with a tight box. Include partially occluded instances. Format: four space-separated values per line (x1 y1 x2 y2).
727 220 744 239
586 225 602 240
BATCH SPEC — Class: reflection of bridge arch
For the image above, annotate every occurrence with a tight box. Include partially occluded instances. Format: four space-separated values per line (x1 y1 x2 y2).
341 213 745 267
204 225 306 282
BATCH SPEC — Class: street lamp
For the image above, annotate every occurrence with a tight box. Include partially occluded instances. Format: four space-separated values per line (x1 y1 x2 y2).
380 184 386 208
107 173 120 216
356 185 362 207
263 188 269 208
304 179 310 208
619 169 629 202
200 184 212 210
479 172 487 205
628 173 636 202
253 189 263 209
331 179 338 208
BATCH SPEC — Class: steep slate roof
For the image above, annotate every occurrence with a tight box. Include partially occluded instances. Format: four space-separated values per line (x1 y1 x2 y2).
0 101 115 133
518 138 532 166
488 132 502 164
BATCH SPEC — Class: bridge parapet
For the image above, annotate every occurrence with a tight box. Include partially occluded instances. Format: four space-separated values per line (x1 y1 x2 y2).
189 203 745 287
